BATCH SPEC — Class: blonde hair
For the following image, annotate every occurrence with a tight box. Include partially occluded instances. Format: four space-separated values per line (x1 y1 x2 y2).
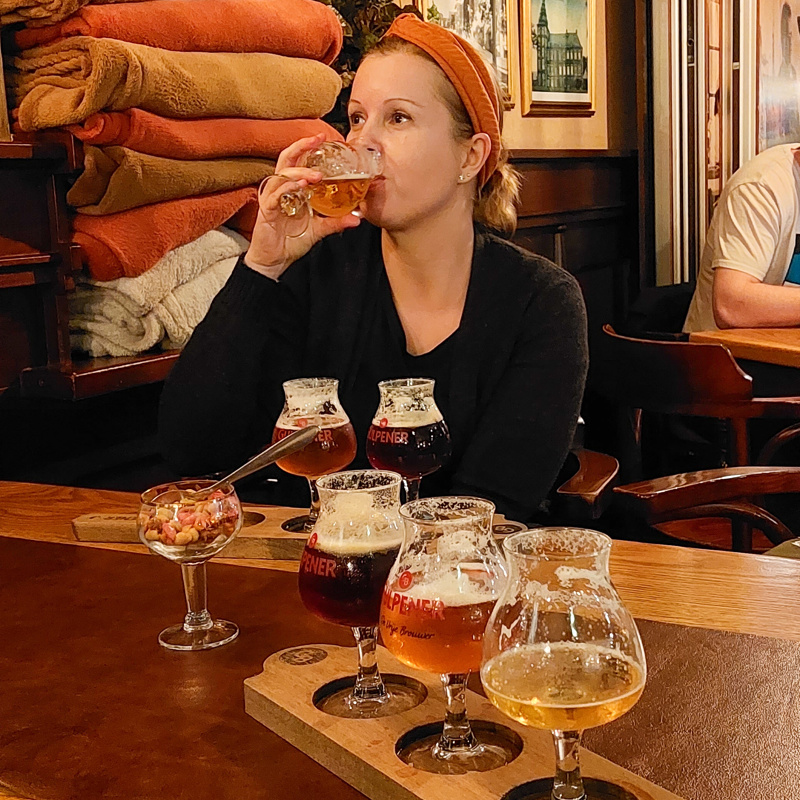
367 36 520 235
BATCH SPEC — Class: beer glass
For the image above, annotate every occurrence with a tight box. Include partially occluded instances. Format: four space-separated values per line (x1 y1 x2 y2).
138 480 242 650
298 470 422 718
272 377 357 532
380 497 515 774
366 378 452 502
481 528 647 800
276 141 382 236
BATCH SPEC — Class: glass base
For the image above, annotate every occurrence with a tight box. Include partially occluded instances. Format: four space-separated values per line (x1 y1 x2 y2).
313 674 427 720
395 721 522 775
281 514 314 533
158 619 239 651
502 778 640 800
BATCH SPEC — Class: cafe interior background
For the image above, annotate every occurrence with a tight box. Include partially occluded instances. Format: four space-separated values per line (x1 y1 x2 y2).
0 0 792 546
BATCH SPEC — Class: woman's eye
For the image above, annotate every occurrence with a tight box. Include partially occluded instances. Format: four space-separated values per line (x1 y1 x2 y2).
349 112 364 125
391 112 409 124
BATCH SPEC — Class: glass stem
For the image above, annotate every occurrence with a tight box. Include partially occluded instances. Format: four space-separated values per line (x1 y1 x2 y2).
351 626 387 701
551 730 586 800
437 673 477 753
403 477 421 503
181 562 213 632
307 477 321 524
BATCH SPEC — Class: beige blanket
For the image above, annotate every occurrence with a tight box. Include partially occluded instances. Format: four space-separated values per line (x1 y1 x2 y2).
67 146 274 215
10 37 342 131
0 0 134 27
69 227 246 356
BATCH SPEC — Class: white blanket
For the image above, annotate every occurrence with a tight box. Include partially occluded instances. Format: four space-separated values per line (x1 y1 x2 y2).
69 226 246 357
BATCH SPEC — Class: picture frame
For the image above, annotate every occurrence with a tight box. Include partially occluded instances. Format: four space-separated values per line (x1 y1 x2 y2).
413 0 516 108
756 0 800 151
519 0 595 117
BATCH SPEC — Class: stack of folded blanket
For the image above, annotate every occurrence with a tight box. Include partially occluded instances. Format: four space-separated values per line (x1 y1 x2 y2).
4 0 344 354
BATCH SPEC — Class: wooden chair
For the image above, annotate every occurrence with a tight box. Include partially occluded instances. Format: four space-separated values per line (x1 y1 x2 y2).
591 324 800 470
612 466 800 548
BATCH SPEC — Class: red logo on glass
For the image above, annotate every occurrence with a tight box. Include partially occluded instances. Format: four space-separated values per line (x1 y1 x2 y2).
308 532 318 548
398 570 414 590
379 417 389 428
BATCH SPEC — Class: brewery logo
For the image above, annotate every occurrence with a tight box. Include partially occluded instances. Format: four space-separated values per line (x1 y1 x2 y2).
379 417 388 428
398 570 414 590
493 523 526 535
296 418 309 428
279 646 328 666
308 532 318 548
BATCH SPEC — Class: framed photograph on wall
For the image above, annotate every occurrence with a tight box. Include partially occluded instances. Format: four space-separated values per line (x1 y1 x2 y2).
520 0 595 116
414 0 516 108
757 0 800 151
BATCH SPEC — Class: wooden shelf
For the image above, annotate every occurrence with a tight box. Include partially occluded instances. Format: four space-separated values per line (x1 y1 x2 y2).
0 236 59 269
19 351 180 400
0 138 67 161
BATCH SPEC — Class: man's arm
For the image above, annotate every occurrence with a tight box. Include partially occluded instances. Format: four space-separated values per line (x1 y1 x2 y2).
713 267 800 328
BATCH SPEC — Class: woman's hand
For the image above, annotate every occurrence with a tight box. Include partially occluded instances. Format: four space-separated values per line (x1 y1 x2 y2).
244 133 362 280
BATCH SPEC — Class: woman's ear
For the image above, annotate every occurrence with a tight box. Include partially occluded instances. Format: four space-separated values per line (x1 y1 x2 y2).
460 132 491 180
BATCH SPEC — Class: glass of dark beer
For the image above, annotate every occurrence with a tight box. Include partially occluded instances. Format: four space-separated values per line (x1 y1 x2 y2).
272 377 357 532
298 470 422 718
366 378 452 502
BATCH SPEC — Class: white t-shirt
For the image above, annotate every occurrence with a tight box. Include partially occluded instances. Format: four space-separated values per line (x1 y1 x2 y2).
684 143 800 332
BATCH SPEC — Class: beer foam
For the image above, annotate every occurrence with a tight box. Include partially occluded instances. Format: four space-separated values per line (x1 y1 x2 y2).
396 569 502 607
322 173 371 181
372 406 443 427
313 491 403 554
278 415 350 429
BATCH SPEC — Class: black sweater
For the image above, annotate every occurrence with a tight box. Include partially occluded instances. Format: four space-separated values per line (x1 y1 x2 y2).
159 222 588 522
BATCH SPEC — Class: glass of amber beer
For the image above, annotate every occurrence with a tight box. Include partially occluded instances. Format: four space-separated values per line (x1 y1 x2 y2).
366 378 452 503
481 529 647 800
272 378 357 532
277 141 382 236
298 469 423 718
380 496 515 774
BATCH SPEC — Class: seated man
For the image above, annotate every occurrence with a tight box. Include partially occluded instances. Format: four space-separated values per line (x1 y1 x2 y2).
684 143 800 332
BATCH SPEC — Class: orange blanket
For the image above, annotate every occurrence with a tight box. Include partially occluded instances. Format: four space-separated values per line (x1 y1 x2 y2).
14 0 343 64
63 110 342 159
73 187 257 281
0 0 137 27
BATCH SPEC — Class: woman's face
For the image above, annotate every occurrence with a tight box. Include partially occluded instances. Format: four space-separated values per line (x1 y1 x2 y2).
346 52 470 231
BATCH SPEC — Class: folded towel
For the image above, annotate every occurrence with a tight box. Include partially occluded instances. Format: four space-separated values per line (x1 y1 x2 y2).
67 145 275 215
70 252 239 357
72 186 257 281
62 111 342 159
14 0 343 65
0 0 137 27
10 38 342 131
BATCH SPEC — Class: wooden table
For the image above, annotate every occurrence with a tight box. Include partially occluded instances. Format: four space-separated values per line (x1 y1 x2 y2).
689 327 800 368
4 481 800 800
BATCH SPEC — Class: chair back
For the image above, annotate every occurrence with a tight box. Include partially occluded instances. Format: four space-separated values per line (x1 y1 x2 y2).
591 324 754 416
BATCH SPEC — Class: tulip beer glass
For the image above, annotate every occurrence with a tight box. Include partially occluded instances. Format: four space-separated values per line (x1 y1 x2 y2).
272 378 357 531
298 470 423 718
138 480 242 650
380 497 516 774
481 528 647 800
277 141 383 236
366 378 452 502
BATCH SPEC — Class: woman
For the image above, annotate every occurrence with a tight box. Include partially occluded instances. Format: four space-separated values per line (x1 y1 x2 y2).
159 14 588 523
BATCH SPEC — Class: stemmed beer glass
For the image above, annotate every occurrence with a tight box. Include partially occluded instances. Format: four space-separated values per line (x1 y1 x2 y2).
275 141 382 236
138 480 242 650
272 377 357 532
481 528 647 800
298 470 424 718
366 378 452 502
379 497 517 774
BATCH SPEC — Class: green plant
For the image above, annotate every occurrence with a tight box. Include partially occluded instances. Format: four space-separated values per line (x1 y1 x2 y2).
319 0 421 133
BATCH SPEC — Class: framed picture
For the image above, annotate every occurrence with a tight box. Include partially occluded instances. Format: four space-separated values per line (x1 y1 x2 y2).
520 0 595 116
414 0 516 108
757 0 800 151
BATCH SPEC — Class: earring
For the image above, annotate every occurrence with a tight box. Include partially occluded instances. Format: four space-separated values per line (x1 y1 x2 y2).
458 174 468 183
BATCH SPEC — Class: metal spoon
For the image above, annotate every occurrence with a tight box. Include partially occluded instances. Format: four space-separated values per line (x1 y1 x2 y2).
194 425 320 496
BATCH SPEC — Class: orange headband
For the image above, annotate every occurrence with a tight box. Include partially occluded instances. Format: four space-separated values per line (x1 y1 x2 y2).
383 13 501 188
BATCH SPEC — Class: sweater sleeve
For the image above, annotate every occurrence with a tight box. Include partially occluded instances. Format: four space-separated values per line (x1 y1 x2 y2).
450 271 589 522
158 254 312 477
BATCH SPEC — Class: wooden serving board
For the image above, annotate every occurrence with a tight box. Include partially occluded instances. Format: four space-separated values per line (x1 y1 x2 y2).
71 507 525 561
244 644 683 800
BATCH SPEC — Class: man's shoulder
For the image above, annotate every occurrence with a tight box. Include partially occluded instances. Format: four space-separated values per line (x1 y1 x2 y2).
726 144 799 195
